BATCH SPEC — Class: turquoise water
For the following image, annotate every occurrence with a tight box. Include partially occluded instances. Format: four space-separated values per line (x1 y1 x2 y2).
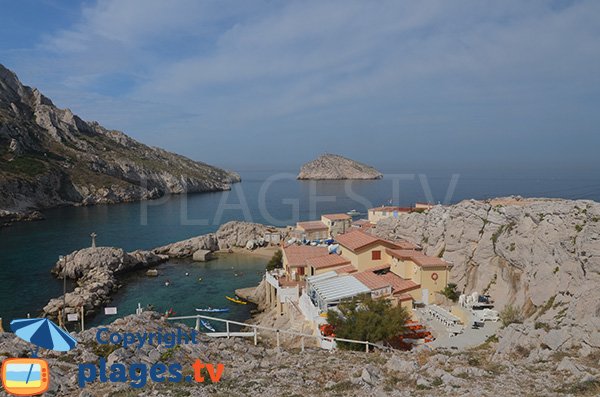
87 254 266 331
1 168 598 326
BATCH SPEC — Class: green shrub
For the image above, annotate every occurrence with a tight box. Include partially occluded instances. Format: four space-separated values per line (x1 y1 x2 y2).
327 295 409 350
441 283 460 302
534 322 550 332
266 249 283 271
500 304 523 327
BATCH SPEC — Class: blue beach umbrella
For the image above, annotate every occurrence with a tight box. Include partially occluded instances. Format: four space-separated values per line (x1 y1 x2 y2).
10 318 77 356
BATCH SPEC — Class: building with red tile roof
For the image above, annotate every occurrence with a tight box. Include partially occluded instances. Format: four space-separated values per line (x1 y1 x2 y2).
321 213 351 221
321 214 352 236
282 245 329 280
292 221 329 241
306 254 351 274
334 264 358 274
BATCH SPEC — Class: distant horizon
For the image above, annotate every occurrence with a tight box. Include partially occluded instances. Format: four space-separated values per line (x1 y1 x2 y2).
2 1 599 171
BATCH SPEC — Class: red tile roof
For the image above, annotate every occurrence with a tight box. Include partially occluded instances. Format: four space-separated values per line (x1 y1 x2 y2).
397 293 413 301
352 268 419 294
411 255 450 268
352 271 391 290
306 254 351 270
386 249 452 268
296 221 328 231
379 272 420 294
336 230 411 252
336 230 379 251
322 213 351 221
386 249 420 260
335 265 358 274
367 263 392 272
283 245 329 267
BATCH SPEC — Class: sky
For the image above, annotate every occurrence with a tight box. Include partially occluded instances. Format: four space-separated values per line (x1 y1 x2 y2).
1 0 599 171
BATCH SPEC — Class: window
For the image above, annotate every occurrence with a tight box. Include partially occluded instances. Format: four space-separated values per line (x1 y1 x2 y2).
372 250 381 260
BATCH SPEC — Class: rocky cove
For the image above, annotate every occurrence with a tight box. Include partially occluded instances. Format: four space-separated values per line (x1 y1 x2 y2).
42 221 282 321
15 197 600 395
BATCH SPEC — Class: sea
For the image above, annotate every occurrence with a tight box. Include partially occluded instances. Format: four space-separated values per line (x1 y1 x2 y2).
0 167 598 328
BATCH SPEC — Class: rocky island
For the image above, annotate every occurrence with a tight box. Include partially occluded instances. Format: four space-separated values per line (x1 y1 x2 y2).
297 153 383 180
0 64 240 226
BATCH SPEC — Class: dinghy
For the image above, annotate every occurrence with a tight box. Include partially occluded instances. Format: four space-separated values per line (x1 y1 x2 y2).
195 308 230 313
225 296 247 304
200 320 216 332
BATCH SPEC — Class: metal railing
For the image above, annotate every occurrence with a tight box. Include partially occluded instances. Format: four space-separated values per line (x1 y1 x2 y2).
167 313 393 353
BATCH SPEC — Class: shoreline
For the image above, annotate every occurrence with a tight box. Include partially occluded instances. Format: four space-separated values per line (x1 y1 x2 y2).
41 221 283 322
222 245 279 259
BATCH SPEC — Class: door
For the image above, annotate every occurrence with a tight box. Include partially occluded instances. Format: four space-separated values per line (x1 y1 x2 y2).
422 289 429 305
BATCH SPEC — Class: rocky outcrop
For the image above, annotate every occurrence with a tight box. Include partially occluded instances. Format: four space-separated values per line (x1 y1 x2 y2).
215 221 271 249
153 234 219 258
44 222 277 317
1 311 596 396
371 197 600 357
43 247 167 318
0 64 240 223
297 153 383 180
0 209 43 226
153 221 279 257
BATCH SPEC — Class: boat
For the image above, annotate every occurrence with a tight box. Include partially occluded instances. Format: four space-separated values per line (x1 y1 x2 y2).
200 320 216 332
225 296 247 304
195 308 230 313
347 209 361 216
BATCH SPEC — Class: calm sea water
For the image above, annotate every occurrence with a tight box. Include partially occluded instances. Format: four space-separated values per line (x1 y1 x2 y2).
0 167 598 326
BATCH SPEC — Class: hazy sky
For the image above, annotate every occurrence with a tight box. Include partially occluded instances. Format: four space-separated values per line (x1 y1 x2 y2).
1 0 599 170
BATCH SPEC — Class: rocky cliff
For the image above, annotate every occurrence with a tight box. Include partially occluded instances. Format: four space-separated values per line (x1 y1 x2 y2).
0 64 240 223
371 197 600 358
297 153 383 180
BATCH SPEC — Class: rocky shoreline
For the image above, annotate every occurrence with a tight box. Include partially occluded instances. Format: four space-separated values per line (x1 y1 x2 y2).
42 221 285 320
0 209 44 227
0 64 240 227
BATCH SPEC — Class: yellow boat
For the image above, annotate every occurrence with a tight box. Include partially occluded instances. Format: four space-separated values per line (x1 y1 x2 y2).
226 296 247 304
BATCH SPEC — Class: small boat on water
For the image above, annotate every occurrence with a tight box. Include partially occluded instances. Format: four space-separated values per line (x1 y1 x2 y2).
195 308 230 313
347 209 361 216
200 320 216 332
225 296 247 304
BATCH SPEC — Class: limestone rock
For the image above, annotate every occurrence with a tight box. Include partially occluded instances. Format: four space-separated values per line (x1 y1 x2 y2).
297 153 383 180
216 221 271 249
192 249 212 262
371 197 600 357
0 63 240 224
44 247 167 318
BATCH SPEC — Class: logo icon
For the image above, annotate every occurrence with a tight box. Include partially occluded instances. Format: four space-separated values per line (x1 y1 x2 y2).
1 318 77 396
1 358 49 396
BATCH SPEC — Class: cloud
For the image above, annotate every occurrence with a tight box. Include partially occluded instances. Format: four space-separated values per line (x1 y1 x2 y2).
4 0 600 167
